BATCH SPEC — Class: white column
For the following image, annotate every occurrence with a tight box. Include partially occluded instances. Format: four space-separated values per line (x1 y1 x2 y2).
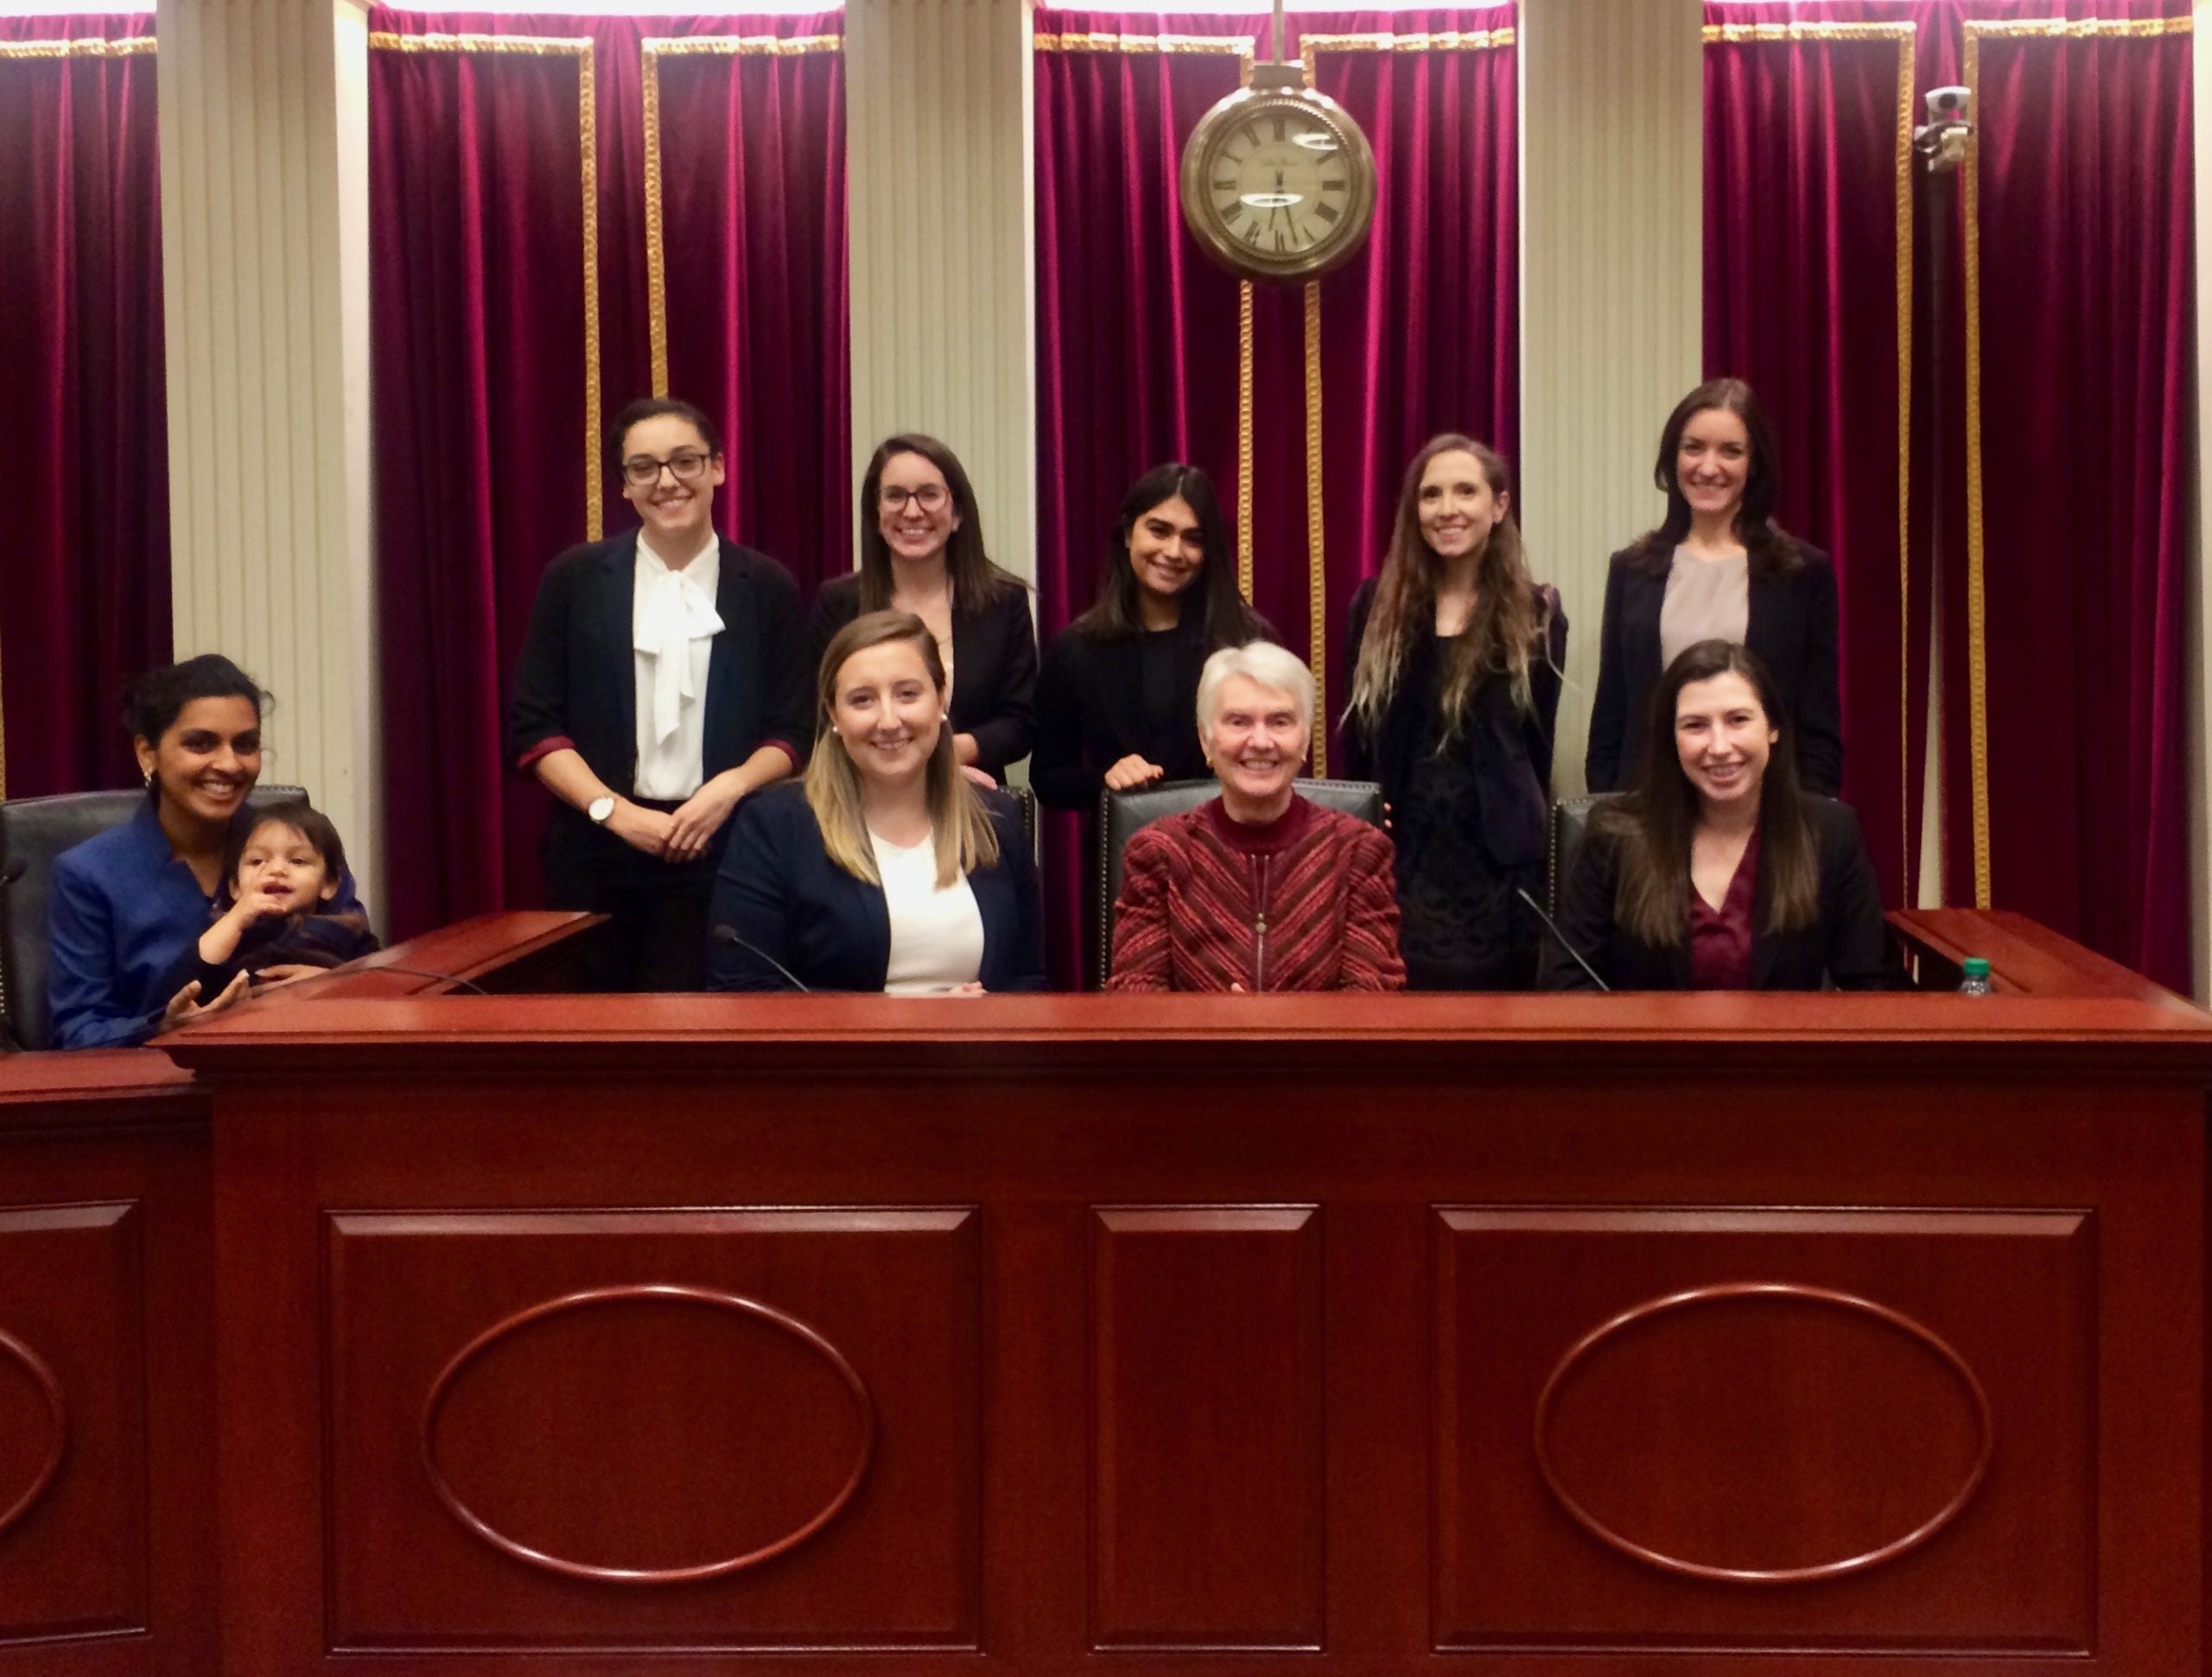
155 0 381 919
844 0 1038 595
1517 0 1704 796
2189 0 2212 1000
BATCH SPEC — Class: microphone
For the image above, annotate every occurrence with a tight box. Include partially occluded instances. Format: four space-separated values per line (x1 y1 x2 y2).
1515 886 1611 994
710 925 812 993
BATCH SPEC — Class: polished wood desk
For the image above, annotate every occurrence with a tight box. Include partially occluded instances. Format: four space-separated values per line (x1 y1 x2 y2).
0 914 2206 1676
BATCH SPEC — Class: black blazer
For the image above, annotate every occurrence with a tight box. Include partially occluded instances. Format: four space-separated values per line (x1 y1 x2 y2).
1031 611 1217 810
1539 793 1907 991
1340 578 1568 870
807 573 1038 779
508 530 813 797
705 781 1046 993
1584 543 1843 796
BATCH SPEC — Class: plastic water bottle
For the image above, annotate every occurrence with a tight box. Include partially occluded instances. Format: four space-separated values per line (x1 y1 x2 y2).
1957 956 1993 996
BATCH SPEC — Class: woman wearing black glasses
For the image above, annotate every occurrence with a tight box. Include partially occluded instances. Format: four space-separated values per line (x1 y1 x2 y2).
808 434 1038 784
508 396 812 989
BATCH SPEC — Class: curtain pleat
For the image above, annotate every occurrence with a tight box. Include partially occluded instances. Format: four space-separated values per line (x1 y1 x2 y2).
0 14 168 799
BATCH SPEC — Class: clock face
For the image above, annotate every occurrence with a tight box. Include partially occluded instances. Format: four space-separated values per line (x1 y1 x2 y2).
1180 88 1376 282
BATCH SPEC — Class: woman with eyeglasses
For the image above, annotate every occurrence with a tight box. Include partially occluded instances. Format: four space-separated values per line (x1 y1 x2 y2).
808 434 1038 784
509 396 812 989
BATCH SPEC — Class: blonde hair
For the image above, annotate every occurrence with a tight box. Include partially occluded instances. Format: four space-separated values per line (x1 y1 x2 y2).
805 611 1000 889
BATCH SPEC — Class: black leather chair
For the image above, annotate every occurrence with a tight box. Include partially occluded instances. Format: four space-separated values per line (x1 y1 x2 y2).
1007 784 1038 867
1547 791 1623 918
0 784 306 1051
1096 777 1386 987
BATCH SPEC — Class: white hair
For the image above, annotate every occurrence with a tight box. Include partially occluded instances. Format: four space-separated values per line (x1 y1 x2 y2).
1197 641 1315 742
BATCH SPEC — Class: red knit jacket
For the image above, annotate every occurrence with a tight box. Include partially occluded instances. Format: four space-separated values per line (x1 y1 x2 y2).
1105 795 1406 992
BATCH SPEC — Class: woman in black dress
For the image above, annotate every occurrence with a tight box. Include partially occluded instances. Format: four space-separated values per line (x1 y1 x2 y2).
1033 462 1268 981
1033 463 1268 809
1342 435 1566 990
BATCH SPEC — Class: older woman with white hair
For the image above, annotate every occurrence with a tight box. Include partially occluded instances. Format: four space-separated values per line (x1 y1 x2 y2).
1106 641 1405 992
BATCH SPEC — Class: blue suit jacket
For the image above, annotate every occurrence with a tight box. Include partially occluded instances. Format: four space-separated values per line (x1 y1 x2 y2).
48 795 364 1049
706 781 1045 993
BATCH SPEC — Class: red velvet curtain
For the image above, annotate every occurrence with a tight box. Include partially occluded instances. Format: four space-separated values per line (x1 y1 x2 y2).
0 15 168 800
1703 0 2192 991
1033 7 1516 983
1703 17 1918 902
1968 12 2193 987
368 10 846 938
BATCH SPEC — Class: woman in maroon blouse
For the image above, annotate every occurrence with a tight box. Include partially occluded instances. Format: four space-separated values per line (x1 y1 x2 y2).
1541 640 1904 991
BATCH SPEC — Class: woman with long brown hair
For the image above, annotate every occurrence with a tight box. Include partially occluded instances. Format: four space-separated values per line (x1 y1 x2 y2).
1586 378 1842 794
1342 435 1566 989
708 612 1044 993
808 434 1037 782
1541 639 1902 990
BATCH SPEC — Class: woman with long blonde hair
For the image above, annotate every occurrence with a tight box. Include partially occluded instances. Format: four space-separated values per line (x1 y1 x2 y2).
707 612 1044 992
1342 435 1566 989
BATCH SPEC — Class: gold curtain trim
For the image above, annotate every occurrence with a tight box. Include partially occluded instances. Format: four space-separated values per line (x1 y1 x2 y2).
0 36 156 59
369 31 588 54
1703 22 1915 43
1296 29 1513 53
1889 28 1915 904
646 34 842 58
640 35 843 397
1302 281 1327 776
1033 33 1253 60
1236 283 1255 605
1970 16 2190 39
1235 50 1256 607
1961 29 1990 908
368 31 601 539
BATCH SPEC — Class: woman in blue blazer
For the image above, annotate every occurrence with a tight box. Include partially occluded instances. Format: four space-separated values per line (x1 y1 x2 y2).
48 656 365 1046
1586 379 1843 796
708 611 1045 993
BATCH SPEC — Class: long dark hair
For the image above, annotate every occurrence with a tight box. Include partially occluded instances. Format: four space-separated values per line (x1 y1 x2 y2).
1071 463 1266 647
1344 435 1552 740
1630 378 1802 578
856 434 1023 616
1599 638 1819 944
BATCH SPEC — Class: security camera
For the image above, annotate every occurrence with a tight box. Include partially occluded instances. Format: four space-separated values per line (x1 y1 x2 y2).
1924 86 1971 125
1915 85 1972 172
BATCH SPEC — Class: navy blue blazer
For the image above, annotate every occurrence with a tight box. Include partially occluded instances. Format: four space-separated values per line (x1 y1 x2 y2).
508 530 813 797
48 795 365 1049
1584 543 1843 796
706 782 1045 993
807 572 1038 779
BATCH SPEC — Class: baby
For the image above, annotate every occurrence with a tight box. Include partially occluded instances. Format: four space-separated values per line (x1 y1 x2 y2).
162 799 379 999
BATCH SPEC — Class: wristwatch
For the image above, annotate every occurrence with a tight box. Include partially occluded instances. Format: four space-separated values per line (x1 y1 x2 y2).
588 794 616 825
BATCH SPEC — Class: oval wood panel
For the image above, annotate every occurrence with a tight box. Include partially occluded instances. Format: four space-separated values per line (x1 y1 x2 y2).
420 1284 874 1585
0 1324 67 1539
1535 1282 1993 1585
